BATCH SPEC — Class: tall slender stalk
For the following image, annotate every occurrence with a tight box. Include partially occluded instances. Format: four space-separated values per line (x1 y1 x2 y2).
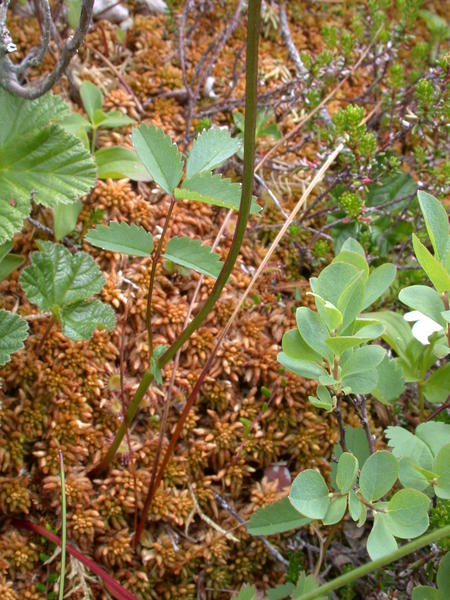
132 0 262 542
89 0 262 479
295 525 450 600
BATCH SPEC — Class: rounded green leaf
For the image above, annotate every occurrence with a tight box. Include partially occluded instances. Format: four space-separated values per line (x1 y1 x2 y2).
399 285 446 327
417 190 449 261
416 422 450 457
0 309 28 366
433 444 450 499
372 356 405 404
387 488 430 538
80 81 103 121
95 146 151 181
359 451 398 501
348 489 363 522
85 222 154 257
163 236 223 279
336 452 359 493
247 497 311 536
412 586 444 600
278 352 330 381
362 263 397 310
296 307 334 363
386 426 434 469
398 457 430 491
323 495 347 525
60 300 116 341
437 551 450 597
367 513 398 560
289 469 331 519
281 328 322 363
423 364 450 404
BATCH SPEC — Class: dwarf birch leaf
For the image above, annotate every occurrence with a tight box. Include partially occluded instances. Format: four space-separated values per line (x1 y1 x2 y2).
247 497 311 536
289 469 330 519
60 300 115 340
417 191 449 261
386 488 430 538
359 451 398 501
163 236 223 278
367 513 398 560
412 586 444 600
433 444 450 499
132 125 183 194
20 242 105 310
337 452 359 493
323 496 347 525
0 310 28 366
186 129 240 178
86 222 154 257
176 172 260 213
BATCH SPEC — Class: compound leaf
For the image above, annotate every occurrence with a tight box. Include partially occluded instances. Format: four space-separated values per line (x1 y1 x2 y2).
0 309 28 366
85 222 154 257
186 129 240 178
132 124 183 194
163 236 223 278
247 497 311 536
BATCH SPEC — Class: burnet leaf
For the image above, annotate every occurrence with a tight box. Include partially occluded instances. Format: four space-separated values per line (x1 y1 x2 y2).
175 172 260 214
0 309 28 366
85 222 154 257
132 124 183 194
359 450 398 501
247 497 311 536
163 236 223 278
289 469 330 519
185 128 240 178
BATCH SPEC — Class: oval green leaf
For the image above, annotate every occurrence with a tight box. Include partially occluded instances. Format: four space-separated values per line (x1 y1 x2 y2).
359 451 398 501
289 469 331 520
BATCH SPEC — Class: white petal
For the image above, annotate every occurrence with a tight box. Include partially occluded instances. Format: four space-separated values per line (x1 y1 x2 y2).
404 310 425 323
410 315 443 345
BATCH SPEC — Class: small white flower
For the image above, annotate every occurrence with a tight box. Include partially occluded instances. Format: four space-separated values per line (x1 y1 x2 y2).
404 310 443 345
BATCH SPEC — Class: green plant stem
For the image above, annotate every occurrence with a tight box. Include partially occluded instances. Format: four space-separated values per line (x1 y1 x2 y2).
58 450 66 600
91 127 97 154
133 0 262 542
295 525 450 600
89 0 262 480
418 383 424 422
146 196 175 358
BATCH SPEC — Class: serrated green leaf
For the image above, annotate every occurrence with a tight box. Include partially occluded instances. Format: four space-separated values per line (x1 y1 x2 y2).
433 444 450 499
247 497 311 536
289 469 330 519
417 191 449 261
132 124 183 194
367 513 398 560
437 552 450 597
58 112 91 137
386 426 434 469
337 452 359 493
323 495 347 525
186 129 240 178
95 146 151 181
0 242 13 263
372 356 405 404
92 109 135 129
422 364 450 404
266 582 295 600
175 172 260 214
362 263 396 310
234 585 257 600
359 451 398 501
0 309 28 366
60 299 115 340
20 242 105 311
399 285 446 327
413 234 450 293
386 488 430 538
163 236 223 278
0 253 24 281
415 422 450 457
292 573 326 600
53 199 82 240
80 81 103 122
85 222 154 257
